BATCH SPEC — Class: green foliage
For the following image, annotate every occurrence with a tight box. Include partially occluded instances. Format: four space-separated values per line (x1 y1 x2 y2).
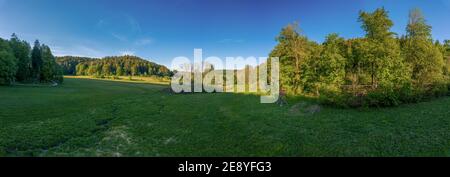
75 63 88 76
363 87 401 107
56 56 96 75
406 8 432 40
0 39 17 85
359 8 395 41
40 45 60 82
359 8 411 88
271 8 449 107
403 9 445 87
9 34 31 82
443 40 450 77
74 55 172 77
269 22 317 94
31 41 63 83
31 40 43 81
303 33 346 95
0 35 63 84
116 64 124 76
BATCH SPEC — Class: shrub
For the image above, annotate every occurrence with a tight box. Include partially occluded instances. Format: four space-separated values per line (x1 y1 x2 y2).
363 87 400 107
447 82 450 96
397 83 421 103
427 82 448 98
54 74 64 84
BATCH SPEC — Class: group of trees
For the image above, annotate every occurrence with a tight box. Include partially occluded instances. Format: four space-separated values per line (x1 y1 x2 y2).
56 56 96 75
270 8 450 107
0 34 62 85
60 55 172 77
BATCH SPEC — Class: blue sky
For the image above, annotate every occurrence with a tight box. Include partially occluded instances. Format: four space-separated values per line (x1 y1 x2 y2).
0 0 449 67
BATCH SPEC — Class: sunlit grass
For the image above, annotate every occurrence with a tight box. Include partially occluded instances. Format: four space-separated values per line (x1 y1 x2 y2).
64 75 170 85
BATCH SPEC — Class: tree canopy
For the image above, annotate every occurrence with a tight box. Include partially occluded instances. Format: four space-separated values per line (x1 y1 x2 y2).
67 55 172 77
56 56 97 75
0 34 62 85
0 38 17 85
270 8 449 107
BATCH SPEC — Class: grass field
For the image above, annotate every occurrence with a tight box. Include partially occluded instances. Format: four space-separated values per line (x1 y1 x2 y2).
0 77 449 157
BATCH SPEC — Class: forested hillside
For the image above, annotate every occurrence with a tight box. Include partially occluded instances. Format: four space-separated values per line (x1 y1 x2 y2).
60 55 173 77
270 8 450 107
0 34 63 85
56 56 97 75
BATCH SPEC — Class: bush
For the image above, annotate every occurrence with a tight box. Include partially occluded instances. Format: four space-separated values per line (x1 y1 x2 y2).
318 90 345 107
447 82 450 96
318 89 361 108
316 80 450 108
356 82 449 107
54 74 64 84
363 87 400 107
397 83 421 103
428 83 448 98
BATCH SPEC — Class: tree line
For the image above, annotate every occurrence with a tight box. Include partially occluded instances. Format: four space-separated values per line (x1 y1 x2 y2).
56 56 97 75
58 55 173 77
270 8 450 107
0 34 63 85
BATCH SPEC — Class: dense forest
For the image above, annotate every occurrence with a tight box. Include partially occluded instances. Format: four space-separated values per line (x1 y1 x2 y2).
58 55 172 77
270 8 450 107
56 56 97 75
0 34 63 85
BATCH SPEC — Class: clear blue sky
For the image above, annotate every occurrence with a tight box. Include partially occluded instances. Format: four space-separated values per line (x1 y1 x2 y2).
0 0 449 67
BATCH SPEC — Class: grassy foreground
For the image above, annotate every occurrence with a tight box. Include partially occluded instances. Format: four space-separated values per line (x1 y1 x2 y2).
0 77 449 157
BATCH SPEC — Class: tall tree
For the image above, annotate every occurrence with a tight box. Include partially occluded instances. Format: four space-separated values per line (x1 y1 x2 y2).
403 8 444 86
406 9 432 40
304 33 346 95
270 22 314 94
76 63 88 76
358 8 410 88
443 40 450 77
102 63 112 75
131 64 138 76
9 33 31 82
359 8 395 41
40 45 56 82
31 40 43 81
444 40 450 53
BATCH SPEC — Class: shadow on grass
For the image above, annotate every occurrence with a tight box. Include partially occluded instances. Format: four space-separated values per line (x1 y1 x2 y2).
65 76 450 112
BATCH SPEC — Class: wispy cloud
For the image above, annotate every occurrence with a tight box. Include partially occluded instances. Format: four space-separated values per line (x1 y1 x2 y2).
135 38 153 46
126 15 141 33
52 45 106 58
119 51 135 56
97 15 151 46
111 32 128 42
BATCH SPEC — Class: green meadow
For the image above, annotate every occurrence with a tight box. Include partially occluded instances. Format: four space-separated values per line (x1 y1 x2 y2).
0 77 449 157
